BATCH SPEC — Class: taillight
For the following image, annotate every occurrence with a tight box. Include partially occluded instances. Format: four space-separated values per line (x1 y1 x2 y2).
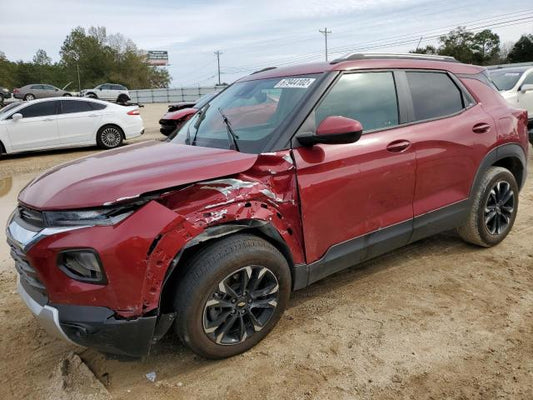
127 109 140 116
13 88 19 93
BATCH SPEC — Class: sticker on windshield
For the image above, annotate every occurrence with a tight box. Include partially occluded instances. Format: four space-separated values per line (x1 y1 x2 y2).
274 78 316 89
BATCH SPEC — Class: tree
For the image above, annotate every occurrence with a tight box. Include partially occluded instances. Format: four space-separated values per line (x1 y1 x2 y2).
472 30 500 65
438 27 476 63
410 45 437 55
507 34 533 63
32 49 52 65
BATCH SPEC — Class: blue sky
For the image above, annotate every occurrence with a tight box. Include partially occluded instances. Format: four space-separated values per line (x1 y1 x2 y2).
1 0 532 87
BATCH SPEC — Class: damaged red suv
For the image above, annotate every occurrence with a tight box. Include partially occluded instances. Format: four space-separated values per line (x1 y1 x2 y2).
7 54 529 359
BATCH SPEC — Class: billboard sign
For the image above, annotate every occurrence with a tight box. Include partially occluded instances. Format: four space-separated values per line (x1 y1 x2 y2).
146 50 169 66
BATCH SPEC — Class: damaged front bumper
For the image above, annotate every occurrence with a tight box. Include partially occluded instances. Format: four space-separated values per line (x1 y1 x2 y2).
18 275 157 357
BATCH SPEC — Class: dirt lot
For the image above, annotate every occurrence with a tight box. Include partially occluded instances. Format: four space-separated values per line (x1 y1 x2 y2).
0 104 531 399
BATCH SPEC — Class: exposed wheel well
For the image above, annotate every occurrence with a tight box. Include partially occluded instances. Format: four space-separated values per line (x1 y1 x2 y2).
158 225 295 315
492 157 524 190
0 140 5 154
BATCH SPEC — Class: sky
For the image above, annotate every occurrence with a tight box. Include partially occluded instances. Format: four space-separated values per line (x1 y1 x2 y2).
1 0 532 87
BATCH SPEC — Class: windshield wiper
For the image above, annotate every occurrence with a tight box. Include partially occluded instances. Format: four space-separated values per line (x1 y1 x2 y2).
218 107 240 152
187 103 210 145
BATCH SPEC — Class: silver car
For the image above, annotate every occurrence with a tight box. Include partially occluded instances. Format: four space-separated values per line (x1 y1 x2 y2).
13 84 72 101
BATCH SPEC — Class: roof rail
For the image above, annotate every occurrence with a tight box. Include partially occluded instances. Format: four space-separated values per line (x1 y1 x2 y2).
251 67 277 75
330 52 458 64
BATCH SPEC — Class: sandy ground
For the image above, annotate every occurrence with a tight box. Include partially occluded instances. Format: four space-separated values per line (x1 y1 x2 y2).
0 104 531 399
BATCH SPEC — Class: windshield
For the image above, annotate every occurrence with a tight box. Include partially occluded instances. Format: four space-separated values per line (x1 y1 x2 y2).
0 102 22 118
172 74 320 153
489 70 524 91
194 92 217 109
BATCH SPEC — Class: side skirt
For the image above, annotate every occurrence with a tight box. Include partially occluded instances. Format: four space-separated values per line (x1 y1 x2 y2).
293 200 469 290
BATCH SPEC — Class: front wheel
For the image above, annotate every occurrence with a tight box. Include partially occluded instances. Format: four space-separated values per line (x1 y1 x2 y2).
96 125 123 149
86 93 97 99
24 93 35 101
63 93 72 97
457 166 519 247
174 234 291 359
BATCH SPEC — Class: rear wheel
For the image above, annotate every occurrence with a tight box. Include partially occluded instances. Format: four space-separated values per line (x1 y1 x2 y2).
24 93 35 101
173 234 291 359
117 94 129 104
96 125 123 149
457 167 518 247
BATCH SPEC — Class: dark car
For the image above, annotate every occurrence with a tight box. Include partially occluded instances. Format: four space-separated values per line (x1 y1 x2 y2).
6 53 528 359
0 87 10 105
159 92 217 136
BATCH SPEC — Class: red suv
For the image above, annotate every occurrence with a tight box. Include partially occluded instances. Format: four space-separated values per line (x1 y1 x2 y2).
6 54 529 359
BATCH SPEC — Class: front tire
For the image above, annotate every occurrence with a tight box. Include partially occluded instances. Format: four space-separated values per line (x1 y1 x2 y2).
457 166 519 247
96 125 123 149
87 93 97 99
24 94 35 101
63 93 72 97
174 234 291 359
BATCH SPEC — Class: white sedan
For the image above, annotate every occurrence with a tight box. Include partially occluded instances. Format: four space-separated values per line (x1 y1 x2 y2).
0 97 144 155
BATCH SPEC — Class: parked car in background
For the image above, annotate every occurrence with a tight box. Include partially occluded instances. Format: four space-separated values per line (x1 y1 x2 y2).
13 84 73 101
488 65 533 144
159 92 217 136
0 97 143 155
81 83 130 103
5 53 528 360
0 87 11 105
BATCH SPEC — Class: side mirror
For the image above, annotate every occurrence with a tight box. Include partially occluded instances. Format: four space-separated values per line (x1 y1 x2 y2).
520 84 533 93
12 113 23 121
297 116 363 146
99 88 103 91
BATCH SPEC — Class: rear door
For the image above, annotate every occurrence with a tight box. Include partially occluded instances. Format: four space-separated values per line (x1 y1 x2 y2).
100 84 113 100
402 70 497 241
6 100 60 150
56 100 103 145
293 71 417 267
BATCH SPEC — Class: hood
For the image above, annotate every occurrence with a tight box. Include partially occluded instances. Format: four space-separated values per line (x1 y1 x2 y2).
19 141 258 210
162 107 197 121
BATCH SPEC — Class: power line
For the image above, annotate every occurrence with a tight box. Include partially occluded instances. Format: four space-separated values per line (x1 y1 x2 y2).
319 27 332 61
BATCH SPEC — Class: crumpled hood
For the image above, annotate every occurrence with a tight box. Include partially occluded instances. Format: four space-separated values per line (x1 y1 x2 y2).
19 141 258 210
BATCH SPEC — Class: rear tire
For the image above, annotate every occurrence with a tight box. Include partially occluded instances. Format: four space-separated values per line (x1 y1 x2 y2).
96 125 123 149
457 167 518 247
173 234 291 359
117 94 129 104
24 94 35 101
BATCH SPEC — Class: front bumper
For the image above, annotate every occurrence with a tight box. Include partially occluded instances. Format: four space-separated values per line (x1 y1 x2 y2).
18 277 157 357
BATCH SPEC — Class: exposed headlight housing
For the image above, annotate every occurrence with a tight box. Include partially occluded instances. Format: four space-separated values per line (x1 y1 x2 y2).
44 208 134 227
57 250 106 284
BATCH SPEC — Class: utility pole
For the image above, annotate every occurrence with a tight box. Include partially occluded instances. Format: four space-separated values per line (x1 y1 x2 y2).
214 50 222 85
319 27 332 61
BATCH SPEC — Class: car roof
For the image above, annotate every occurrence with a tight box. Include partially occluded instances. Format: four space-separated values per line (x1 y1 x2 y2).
238 54 484 82
488 66 531 73
16 96 110 106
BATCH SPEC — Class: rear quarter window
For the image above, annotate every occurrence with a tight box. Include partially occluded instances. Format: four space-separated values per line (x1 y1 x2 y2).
406 72 464 121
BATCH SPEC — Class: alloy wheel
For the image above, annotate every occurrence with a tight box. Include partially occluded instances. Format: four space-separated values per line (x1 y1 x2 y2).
203 265 279 345
484 180 515 235
100 127 121 148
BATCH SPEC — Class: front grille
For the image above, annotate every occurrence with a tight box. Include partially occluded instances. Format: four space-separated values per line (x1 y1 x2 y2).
18 206 45 228
9 242 47 297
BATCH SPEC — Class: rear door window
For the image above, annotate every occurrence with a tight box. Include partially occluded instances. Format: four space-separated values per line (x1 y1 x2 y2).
406 72 464 121
313 71 399 132
60 100 94 114
18 101 57 118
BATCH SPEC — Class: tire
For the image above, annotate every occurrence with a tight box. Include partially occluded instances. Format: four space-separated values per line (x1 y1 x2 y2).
96 125 123 149
457 166 519 247
173 234 291 359
63 93 72 97
24 93 35 101
117 94 129 104
87 93 97 99
0 93 4 106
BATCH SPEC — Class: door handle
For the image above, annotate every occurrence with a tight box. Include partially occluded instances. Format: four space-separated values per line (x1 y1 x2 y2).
472 122 491 134
88 114 98 118
43 118 54 122
386 139 411 153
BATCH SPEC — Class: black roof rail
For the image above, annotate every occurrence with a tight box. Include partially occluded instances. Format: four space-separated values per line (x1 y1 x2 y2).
251 67 277 75
330 53 458 64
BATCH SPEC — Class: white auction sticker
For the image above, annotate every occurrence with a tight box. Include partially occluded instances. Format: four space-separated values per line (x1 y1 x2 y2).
274 77 316 89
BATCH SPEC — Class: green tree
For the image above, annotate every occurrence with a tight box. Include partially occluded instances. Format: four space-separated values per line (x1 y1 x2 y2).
410 45 438 55
472 30 500 65
32 49 52 65
438 27 476 63
507 34 533 63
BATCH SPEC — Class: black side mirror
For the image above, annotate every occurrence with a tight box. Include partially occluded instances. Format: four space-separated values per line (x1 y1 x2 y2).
298 116 363 146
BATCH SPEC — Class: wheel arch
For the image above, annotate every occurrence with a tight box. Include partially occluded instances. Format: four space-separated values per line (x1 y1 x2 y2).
157 220 295 316
470 143 527 195
97 123 126 140
0 140 6 154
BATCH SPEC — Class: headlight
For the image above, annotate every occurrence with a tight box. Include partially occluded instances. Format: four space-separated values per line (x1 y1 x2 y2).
57 250 106 284
43 207 135 227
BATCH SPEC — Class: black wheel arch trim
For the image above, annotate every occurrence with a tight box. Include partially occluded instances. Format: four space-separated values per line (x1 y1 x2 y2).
470 143 528 194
